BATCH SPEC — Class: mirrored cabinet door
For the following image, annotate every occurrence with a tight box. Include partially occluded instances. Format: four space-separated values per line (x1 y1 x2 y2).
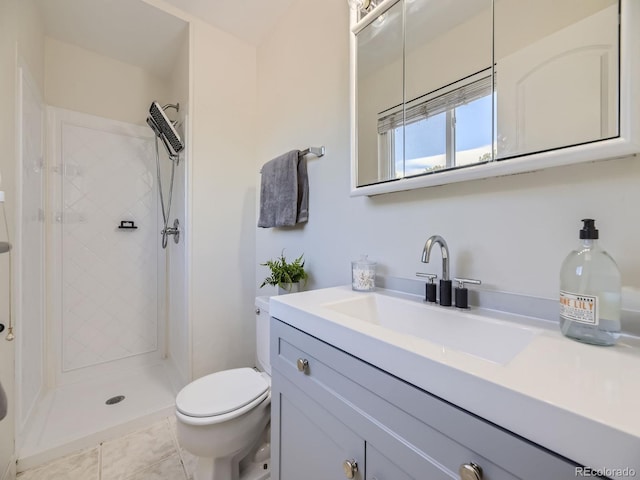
356 1 404 187
356 0 493 186
494 0 619 159
403 0 493 177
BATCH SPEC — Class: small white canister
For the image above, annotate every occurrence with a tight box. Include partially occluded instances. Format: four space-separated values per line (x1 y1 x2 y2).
351 255 376 291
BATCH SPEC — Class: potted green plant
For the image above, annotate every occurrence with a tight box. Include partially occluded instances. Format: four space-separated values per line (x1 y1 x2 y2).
260 251 308 294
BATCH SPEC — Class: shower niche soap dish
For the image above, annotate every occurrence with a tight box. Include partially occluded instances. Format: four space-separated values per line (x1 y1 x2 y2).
118 221 138 230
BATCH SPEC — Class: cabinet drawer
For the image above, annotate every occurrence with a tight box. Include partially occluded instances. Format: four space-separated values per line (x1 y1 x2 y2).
271 318 581 480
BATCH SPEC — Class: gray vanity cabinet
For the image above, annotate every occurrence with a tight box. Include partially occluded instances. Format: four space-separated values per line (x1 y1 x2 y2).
270 317 585 480
276 374 364 480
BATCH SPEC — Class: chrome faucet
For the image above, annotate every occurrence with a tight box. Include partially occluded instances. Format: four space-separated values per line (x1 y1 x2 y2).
421 235 449 281
421 235 452 306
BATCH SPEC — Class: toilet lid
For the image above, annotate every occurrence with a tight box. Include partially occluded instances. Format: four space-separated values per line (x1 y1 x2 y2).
176 368 269 418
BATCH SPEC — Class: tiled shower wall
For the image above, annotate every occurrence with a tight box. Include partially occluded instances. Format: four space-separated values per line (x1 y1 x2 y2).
59 119 158 372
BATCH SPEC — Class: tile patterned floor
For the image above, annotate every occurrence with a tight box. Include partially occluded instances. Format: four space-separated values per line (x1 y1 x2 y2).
17 417 198 480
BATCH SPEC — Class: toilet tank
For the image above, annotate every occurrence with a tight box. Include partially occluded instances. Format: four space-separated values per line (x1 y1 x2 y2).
255 296 271 375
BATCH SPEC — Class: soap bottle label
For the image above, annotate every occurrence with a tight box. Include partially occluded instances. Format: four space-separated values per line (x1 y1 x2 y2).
559 291 599 325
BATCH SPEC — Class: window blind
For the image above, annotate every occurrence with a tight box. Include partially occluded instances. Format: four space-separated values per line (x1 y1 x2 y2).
377 75 493 134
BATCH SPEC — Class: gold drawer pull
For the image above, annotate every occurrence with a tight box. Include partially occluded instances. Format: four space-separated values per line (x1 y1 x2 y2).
296 358 309 373
459 463 483 480
343 459 358 479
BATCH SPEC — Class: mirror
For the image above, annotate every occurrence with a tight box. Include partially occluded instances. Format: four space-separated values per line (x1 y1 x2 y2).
351 0 638 196
495 0 619 159
356 1 404 186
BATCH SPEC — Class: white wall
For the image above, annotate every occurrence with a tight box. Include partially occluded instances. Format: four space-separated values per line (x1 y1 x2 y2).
44 37 170 127
188 20 257 380
256 0 353 294
256 0 640 310
14 1 44 93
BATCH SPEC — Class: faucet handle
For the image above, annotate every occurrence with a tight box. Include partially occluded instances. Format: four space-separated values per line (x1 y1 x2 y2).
416 273 438 303
453 278 481 288
416 272 437 283
453 278 481 309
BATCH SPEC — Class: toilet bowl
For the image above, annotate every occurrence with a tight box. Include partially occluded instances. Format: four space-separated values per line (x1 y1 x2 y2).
175 297 272 480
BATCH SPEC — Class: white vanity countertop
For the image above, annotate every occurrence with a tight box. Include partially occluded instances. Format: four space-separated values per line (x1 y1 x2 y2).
270 286 640 479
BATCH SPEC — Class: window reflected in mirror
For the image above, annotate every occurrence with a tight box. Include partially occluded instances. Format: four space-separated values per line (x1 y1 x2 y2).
377 74 494 178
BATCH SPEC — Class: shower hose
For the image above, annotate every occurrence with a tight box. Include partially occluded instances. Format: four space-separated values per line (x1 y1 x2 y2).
154 136 178 249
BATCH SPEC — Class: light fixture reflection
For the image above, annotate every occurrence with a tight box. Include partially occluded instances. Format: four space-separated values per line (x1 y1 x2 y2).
373 12 386 27
346 0 375 17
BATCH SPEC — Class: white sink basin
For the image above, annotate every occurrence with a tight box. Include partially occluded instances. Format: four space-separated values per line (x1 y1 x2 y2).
322 293 539 365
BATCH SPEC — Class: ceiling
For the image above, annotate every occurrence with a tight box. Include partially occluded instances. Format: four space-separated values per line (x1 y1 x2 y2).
160 0 298 46
35 0 189 78
358 0 490 77
35 0 299 80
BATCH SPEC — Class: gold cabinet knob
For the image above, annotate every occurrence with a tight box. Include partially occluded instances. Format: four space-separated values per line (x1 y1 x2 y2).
296 358 309 373
343 459 358 479
459 463 483 480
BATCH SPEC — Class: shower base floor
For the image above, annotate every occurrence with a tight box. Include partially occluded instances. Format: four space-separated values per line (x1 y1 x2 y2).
17 360 184 472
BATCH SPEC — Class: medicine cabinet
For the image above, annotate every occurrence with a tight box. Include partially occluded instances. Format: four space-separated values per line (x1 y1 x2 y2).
350 0 640 196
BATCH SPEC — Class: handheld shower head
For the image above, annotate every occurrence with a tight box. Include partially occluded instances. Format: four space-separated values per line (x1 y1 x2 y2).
147 101 184 159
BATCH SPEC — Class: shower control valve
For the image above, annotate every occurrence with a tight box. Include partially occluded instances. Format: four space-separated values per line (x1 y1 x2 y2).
161 218 180 248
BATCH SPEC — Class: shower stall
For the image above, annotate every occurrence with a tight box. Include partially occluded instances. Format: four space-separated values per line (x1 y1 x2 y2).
18 110 188 469
15 0 191 470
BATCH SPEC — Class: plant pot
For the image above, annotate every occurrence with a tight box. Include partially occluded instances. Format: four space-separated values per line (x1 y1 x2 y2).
277 282 301 295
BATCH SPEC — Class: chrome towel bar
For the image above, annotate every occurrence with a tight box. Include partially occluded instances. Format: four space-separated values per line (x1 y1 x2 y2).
260 146 325 173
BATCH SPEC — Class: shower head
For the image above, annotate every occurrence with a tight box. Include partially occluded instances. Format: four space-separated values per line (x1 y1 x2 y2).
147 101 185 158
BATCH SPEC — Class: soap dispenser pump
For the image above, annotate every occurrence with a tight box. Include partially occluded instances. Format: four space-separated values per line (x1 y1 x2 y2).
559 219 621 345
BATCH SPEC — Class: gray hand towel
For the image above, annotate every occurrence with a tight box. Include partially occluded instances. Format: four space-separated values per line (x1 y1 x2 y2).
0 380 7 421
258 150 309 228
296 155 309 223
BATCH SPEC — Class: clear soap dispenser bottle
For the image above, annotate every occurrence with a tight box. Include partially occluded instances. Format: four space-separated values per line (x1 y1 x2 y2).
559 219 621 345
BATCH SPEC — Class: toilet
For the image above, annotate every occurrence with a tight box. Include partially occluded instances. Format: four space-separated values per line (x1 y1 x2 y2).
175 297 272 480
